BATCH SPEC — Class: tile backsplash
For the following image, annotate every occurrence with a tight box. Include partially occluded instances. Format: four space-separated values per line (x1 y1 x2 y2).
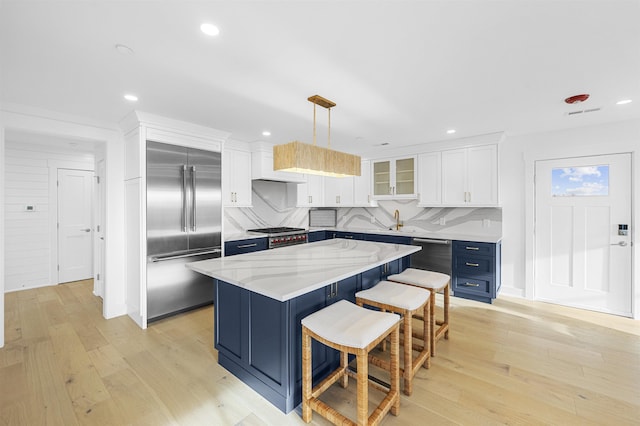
224 180 501 238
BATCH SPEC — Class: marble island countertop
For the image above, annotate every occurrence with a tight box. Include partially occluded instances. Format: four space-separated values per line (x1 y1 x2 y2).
186 239 420 302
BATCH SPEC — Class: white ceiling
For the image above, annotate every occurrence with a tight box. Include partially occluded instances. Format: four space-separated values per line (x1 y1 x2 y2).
1 1 639 155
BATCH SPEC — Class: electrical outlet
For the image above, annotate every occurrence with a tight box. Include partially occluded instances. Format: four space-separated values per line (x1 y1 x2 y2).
439 217 446 226
483 219 491 227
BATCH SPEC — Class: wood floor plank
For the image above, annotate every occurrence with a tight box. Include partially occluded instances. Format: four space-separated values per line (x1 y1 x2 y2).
1 280 639 425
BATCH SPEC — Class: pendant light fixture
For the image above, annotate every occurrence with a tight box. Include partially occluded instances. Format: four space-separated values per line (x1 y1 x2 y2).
273 95 361 177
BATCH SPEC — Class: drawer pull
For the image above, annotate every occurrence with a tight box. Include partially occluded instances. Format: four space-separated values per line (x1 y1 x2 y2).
465 262 480 267
237 243 258 248
465 246 480 251
463 282 480 287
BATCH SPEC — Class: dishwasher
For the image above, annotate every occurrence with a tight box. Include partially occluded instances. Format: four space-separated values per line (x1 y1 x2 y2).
409 238 452 276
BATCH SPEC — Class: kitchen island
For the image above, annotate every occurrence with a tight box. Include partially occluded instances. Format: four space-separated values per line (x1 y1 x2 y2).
186 238 419 413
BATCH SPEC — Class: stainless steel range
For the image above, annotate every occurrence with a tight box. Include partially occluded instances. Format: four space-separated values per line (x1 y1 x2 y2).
247 227 308 249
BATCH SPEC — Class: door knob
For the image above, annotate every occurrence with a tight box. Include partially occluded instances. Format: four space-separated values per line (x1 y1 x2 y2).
610 241 627 246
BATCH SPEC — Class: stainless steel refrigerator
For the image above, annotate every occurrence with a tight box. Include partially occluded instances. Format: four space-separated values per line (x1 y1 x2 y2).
146 141 222 322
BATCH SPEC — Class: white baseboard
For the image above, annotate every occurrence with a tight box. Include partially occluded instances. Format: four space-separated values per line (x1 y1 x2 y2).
499 285 526 298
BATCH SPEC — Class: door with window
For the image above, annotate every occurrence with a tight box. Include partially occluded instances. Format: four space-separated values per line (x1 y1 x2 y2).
534 154 632 316
58 168 94 283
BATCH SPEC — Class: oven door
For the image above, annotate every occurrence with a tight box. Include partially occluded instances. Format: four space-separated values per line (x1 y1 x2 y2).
410 238 452 276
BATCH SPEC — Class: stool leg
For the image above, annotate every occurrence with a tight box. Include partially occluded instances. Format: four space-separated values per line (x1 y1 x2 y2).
423 300 431 369
430 289 437 356
444 282 450 340
340 351 348 388
356 349 368 425
402 311 413 395
390 325 400 416
302 330 312 423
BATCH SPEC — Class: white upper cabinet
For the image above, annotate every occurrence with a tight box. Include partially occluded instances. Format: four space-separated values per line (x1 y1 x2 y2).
441 144 498 206
251 143 306 183
417 152 442 206
296 174 324 207
353 160 377 206
324 176 355 207
223 148 252 207
372 156 417 199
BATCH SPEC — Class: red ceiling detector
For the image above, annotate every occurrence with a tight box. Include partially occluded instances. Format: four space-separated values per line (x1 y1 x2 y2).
564 94 590 104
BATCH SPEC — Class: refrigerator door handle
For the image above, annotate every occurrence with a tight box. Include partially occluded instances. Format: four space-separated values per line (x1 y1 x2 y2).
182 164 188 232
149 248 221 262
191 165 197 231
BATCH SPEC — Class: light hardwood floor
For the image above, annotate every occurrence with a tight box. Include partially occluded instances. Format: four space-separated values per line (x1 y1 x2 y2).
1 279 639 425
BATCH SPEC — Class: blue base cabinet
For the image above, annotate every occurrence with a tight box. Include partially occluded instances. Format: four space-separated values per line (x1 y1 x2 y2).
214 257 408 413
452 240 501 303
307 230 326 242
224 237 268 256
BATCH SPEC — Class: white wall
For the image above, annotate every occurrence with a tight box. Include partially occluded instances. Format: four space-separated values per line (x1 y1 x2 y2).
0 128 5 347
500 119 640 317
4 140 94 291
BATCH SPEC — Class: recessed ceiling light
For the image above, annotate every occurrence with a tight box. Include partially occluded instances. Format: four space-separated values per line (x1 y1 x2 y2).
446 129 456 134
201 23 220 36
124 94 138 102
262 131 271 136
616 99 632 105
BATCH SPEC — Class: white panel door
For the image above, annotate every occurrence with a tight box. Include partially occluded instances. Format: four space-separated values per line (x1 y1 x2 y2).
534 154 632 316
58 169 94 283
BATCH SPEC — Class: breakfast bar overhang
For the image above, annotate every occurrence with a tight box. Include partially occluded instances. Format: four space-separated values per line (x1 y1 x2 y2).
187 238 420 413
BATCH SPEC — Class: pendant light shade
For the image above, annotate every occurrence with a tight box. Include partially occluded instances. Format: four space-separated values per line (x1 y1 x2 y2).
273 95 361 177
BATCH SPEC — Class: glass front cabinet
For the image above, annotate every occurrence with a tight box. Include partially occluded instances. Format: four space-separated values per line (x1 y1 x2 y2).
372 156 417 199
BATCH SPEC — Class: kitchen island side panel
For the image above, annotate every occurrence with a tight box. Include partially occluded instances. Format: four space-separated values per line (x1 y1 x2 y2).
213 259 408 413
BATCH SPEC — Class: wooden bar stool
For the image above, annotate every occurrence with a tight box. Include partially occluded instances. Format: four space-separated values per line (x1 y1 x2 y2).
388 268 450 356
356 281 431 396
301 300 401 426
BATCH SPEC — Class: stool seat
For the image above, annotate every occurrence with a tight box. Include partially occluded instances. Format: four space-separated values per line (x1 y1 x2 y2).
302 300 401 425
388 268 451 356
356 281 431 396
387 268 449 289
355 280 429 311
302 299 400 349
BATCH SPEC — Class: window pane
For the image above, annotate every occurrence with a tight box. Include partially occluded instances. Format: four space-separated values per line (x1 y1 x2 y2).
552 165 609 197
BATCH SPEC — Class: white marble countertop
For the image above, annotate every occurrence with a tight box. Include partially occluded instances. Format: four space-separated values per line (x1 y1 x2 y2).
186 239 420 302
225 228 501 243
309 227 502 244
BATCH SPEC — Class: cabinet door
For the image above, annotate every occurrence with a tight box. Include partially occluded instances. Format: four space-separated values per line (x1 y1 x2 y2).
223 149 252 207
353 160 376 206
418 152 441 205
373 160 391 196
394 157 415 196
467 145 498 205
441 145 498 206
324 176 354 206
441 148 468 205
297 174 324 207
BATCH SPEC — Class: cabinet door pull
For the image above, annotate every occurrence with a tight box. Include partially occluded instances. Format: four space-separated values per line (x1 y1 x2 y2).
463 282 480 287
309 195 312 204
237 243 258 248
465 246 480 251
465 262 480 267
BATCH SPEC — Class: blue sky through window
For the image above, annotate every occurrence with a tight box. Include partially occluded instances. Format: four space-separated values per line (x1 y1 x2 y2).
552 165 609 197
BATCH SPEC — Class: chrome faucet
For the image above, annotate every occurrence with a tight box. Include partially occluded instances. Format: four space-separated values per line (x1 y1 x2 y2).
394 209 403 231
